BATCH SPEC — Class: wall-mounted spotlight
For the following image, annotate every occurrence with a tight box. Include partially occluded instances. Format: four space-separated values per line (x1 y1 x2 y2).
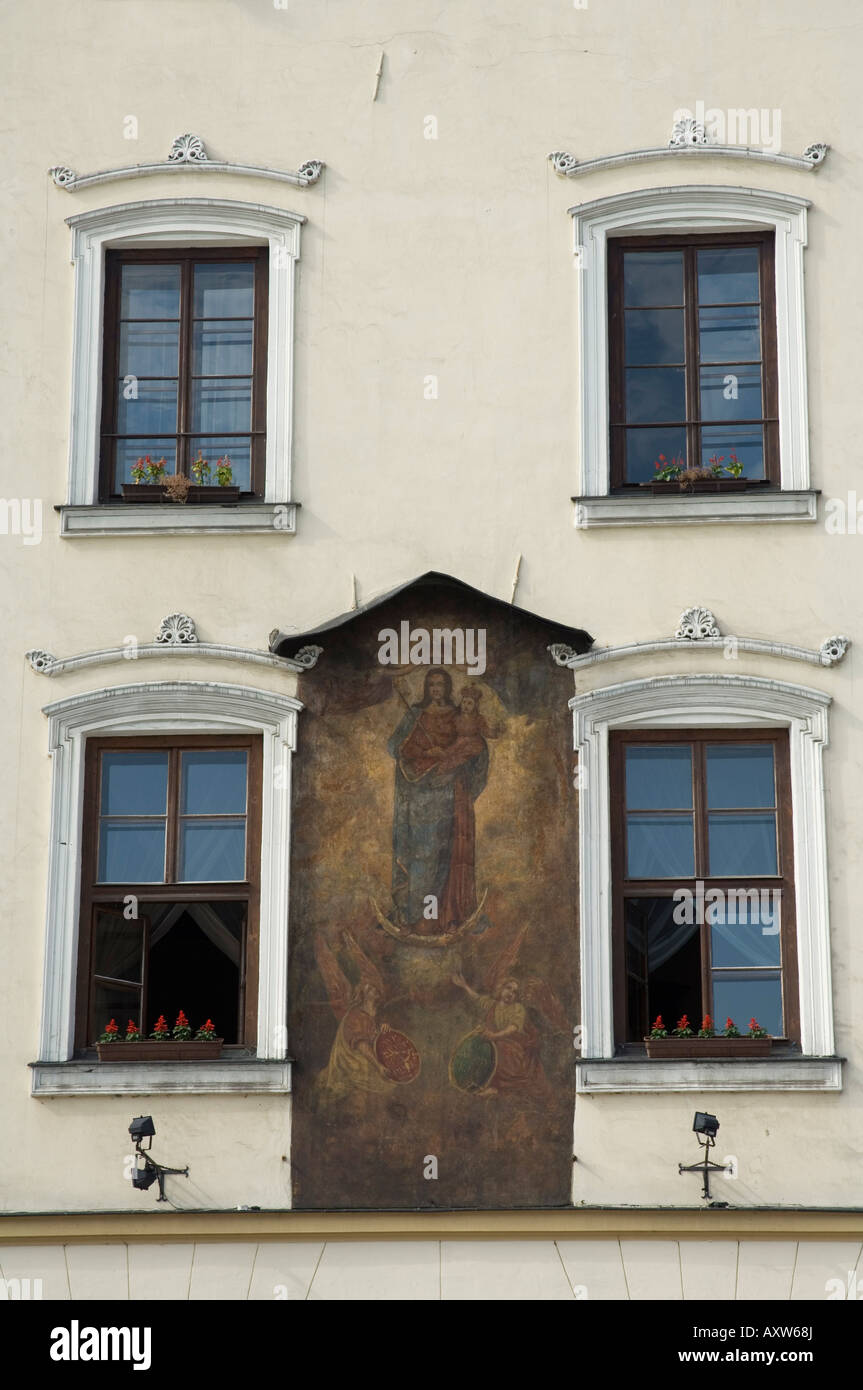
128 1116 189 1202
678 1112 732 1204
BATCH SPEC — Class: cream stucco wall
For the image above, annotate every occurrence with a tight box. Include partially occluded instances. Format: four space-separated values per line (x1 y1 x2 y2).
2 0 862 1221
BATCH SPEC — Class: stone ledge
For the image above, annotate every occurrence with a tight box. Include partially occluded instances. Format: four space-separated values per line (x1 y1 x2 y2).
29 1059 292 1096
573 491 819 528
57 502 297 537
576 1056 843 1093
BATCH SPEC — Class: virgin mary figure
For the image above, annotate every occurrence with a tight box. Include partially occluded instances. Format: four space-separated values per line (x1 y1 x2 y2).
387 668 489 934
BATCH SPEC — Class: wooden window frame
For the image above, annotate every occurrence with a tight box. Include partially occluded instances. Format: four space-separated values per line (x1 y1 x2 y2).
76 733 263 1051
99 247 269 502
607 230 779 491
609 727 799 1048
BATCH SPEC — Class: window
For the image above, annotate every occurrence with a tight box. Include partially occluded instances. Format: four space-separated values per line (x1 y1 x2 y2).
571 674 840 1092
77 736 262 1048
610 730 797 1044
569 186 815 527
32 680 300 1094
60 198 303 536
608 234 778 489
100 249 268 500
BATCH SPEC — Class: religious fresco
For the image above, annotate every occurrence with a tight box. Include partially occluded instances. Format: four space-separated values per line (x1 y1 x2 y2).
285 575 589 1209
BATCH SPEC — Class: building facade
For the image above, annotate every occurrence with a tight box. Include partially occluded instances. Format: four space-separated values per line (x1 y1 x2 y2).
2 0 862 1301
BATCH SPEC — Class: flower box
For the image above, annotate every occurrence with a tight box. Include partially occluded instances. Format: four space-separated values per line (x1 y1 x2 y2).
644 1036 772 1058
186 485 240 504
641 478 749 496
121 483 166 502
121 484 240 504
96 1039 224 1061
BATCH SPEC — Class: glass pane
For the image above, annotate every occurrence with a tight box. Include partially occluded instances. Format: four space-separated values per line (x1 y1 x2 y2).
193 263 254 318
178 820 246 881
697 247 760 305
623 251 683 307
93 910 145 982
147 901 244 1044
700 364 762 422
624 426 687 484
98 821 166 882
93 980 142 1042
707 744 775 808
181 751 248 814
700 425 764 478
624 309 684 365
101 752 169 814
119 322 180 378
117 379 178 434
626 745 693 808
699 305 761 363
115 440 177 487
712 971 783 1036
627 814 695 878
708 813 778 876
624 368 686 424
190 379 252 433
187 438 251 491
192 320 254 376
625 897 700 1041
711 894 782 967
120 264 181 319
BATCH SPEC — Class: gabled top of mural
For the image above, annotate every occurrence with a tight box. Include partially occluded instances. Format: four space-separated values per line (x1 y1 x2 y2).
269 570 594 660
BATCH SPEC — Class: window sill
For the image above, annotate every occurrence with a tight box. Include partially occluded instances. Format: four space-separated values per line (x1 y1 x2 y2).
573 490 818 529
576 1055 843 1093
29 1057 292 1096
57 501 297 537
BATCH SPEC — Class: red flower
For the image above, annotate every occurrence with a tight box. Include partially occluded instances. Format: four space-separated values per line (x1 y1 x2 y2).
651 1015 663 1027
201 1019 215 1030
104 1018 119 1034
726 1018 734 1029
152 1015 168 1034
676 1014 690 1028
125 1019 139 1035
175 1010 189 1027
701 1014 713 1029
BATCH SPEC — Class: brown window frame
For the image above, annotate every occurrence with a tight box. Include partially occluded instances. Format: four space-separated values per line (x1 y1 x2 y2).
99 246 269 502
608 230 779 491
609 727 799 1048
75 733 263 1051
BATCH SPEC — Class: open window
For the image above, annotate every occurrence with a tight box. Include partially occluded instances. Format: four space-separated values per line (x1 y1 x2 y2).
77 737 262 1049
610 729 797 1045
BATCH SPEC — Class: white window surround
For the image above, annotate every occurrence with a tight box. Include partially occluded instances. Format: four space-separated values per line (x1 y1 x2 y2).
31 680 302 1096
569 185 816 528
572 673 841 1093
60 197 304 537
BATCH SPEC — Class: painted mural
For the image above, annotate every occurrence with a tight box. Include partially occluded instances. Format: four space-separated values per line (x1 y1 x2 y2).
287 577 585 1209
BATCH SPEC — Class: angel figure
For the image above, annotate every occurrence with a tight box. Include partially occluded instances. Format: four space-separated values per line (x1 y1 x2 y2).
450 925 569 1098
315 930 419 1097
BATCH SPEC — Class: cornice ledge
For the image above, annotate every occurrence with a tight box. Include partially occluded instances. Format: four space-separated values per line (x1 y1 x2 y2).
549 138 828 180
27 614 322 677
550 609 849 673
51 134 323 193
569 673 834 718
566 183 813 221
